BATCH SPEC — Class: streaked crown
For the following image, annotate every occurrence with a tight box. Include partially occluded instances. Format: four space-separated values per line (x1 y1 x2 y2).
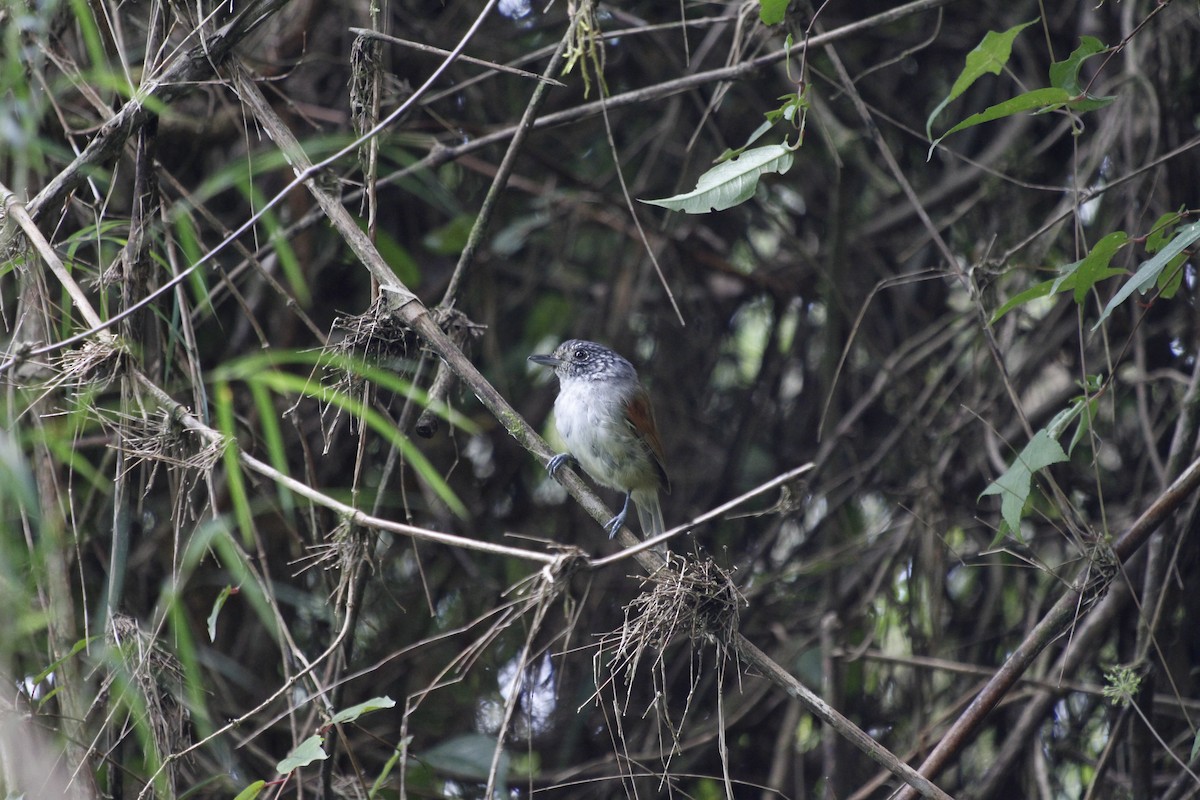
542 339 637 382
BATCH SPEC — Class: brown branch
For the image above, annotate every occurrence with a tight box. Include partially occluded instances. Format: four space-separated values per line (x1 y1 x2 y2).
231 61 956 799
895 453 1200 799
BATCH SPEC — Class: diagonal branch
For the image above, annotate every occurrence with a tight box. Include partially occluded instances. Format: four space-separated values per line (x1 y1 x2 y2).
895 453 1200 799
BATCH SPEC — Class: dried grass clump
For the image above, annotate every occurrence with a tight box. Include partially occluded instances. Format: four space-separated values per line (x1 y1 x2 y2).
89 613 191 796
331 295 416 363
57 336 125 390
597 552 744 705
620 552 743 650
591 553 746 769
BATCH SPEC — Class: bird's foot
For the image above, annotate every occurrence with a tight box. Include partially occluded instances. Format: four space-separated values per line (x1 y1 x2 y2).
547 453 577 477
604 493 634 539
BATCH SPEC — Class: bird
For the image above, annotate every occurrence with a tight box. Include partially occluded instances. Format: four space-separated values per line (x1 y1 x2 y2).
529 339 670 539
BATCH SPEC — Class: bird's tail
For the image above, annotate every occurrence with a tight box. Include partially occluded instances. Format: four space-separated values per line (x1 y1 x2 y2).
633 489 665 539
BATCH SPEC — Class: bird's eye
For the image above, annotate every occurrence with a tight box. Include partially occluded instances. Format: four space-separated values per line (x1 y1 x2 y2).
574 348 589 361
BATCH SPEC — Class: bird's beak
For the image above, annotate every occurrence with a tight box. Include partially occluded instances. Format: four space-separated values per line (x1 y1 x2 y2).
528 354 561 368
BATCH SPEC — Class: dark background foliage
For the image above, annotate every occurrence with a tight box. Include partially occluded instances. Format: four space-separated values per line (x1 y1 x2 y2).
3 0 1200 797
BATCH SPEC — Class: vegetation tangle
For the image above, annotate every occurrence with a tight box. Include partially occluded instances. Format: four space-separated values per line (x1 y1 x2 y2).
2 0 1199 798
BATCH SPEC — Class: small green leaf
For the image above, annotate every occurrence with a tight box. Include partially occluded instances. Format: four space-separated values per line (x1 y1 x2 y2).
926 20 1037 140
423 214 476 255
1048 36 1108 95
980 429 1069 537
233 780 267 800
1146 211 1184 253
32 637 93 686
1070 231 1129 303
1095 220 1200 328
330 696 396 726
207 585 237 642
991 278 1059 323
931 87 1072 154
641 144 794 214
1067 396 1098 456
1146 211 1188 299
759 0 788 26
990 232 1128 323
277 735 328 773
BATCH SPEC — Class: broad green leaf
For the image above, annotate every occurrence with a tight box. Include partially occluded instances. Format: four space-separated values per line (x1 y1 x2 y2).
419 733 510 790
1069 231 1129 303
926 20 1037 140
423 213 476 255
642 144 794 214
930 33 1116 155
1048 36 1109 95
1095 220 1200 328
991 278 1060 323
277 735 328 773
1146 211 1185 253
931 87 1071 153
233 781 267 800
759 0 788 25
1146 211 1188 299
980 429 1069 538
990 231 1128 323
207 585 236 642
330 696 396 725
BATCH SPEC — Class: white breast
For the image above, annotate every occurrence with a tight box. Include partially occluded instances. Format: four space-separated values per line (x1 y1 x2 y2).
553 379 648 492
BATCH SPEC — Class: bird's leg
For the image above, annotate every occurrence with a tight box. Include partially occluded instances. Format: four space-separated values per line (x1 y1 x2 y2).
604 492 633 539
547 453 578 477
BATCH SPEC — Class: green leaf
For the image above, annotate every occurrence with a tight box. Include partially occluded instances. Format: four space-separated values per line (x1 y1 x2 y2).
1146 211 1188 299
423 213 476 255
931 87 1072 154
1069 231 1129 303
990 278 1060 323
926 20 1037 140
330 696 396 726
356 216 422 287
233 780 267 800
277 735 328 773
641 144 794 214
1048 36 1109 95
1146 211 1184 253
214 381 256 546
419 733 510 791
1094 220 1200 328
759 0 788 26
32 637 93 685
980 429 1069 538
990 231 1128 323
1067 396 1098 456
207 585 236 642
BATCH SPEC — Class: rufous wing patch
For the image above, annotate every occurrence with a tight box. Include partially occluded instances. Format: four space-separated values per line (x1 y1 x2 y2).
623 387 670 493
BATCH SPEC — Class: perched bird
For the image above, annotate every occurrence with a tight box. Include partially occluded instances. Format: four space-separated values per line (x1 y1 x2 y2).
529 340 670 539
